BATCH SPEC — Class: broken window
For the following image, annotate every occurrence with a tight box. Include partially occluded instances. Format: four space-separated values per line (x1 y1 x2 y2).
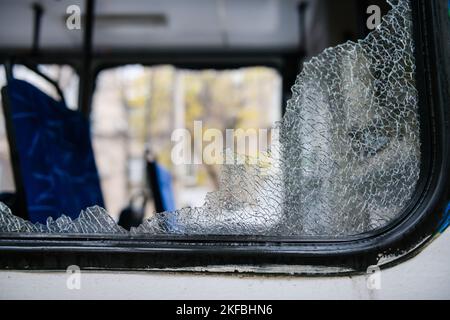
0 0 421 238
90 66 281 221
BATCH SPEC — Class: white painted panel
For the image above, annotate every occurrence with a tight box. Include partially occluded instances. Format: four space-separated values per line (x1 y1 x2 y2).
1 230 449 299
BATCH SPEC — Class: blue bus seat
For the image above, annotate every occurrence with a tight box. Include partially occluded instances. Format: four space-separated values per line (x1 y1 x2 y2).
147 161 177 231
1 79 104 223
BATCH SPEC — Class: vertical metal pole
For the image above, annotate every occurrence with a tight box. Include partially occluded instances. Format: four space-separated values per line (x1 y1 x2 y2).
79 0 95 116
298 1 308 57
31 3 43 56
281 2 308 116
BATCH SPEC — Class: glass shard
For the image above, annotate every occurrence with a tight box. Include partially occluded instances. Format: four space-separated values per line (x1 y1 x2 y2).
0 202 126 234
0 0 420 237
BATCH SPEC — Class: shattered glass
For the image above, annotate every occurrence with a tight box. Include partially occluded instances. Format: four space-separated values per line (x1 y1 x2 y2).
0 202 126 234
0 0 421 237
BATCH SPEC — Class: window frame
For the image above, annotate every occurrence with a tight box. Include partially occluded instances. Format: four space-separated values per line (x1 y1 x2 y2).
0 0 449 275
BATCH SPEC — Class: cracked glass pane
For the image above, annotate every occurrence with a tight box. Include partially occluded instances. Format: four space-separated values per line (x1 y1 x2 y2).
0 0 420 237
0 202 126 234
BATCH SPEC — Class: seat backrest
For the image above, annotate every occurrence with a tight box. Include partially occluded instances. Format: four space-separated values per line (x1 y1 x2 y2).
1 79 104 223
147 160 176 230
147 161 175 213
